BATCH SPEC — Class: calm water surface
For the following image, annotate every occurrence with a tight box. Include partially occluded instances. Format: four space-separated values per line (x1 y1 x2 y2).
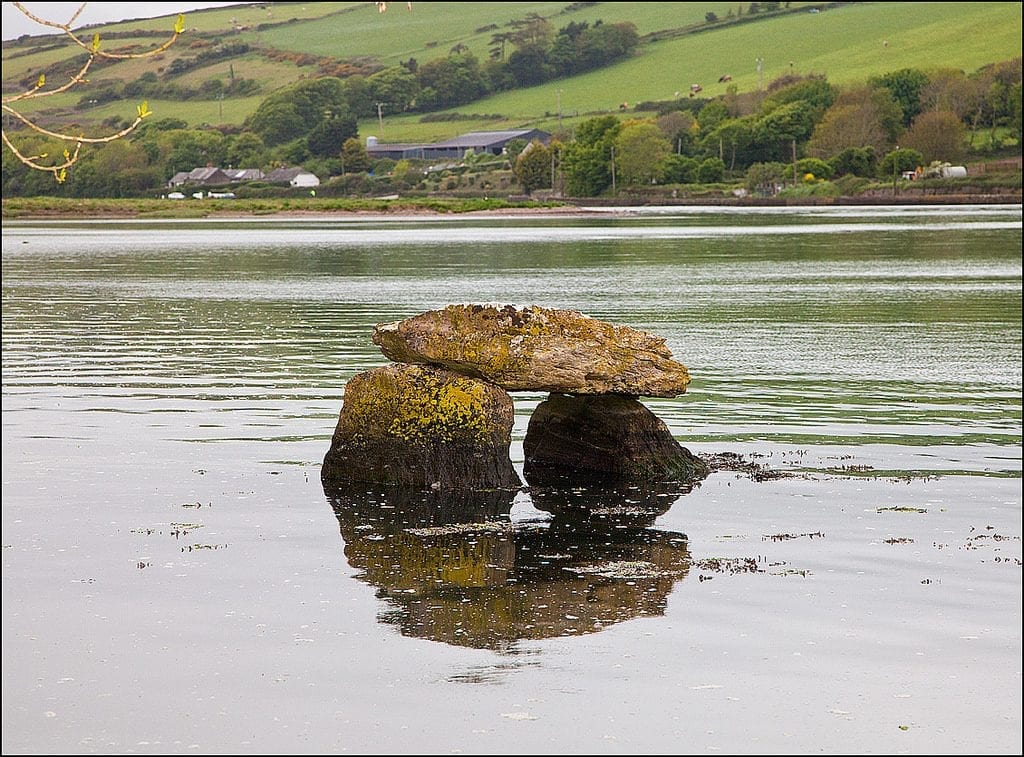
2 205 1021 754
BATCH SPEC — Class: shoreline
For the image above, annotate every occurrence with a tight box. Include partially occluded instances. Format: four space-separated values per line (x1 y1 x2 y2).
2 193 1021 221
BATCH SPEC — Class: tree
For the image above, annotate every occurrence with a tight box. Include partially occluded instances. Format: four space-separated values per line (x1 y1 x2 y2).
615 121 670 185
307 116 359 158
870 68 930 126
763 75 836 122
489 30 514 62
794 157 832 180
697 100 730 135
366 67 420 114
514 140 554 193
828 146 877 178
878 147 924 178
700 116 757 170
577 22 639 71
959 59 1022 145
343 75 376 120
68 139 161 197
658 154 699 184
339 137 371 174
920 68 979 121
2 3 185 182
901 111 966 163
546 30 576 76
507 44 552 87
560 116 620 197
509 13 553 49
415 51 489 110
165 129 228 174
752 100 817 162
656 110 697 155
696 156 726 183
248 102 306 147
980 58 1023 141
247 77 350 146
806 85 901 159
225 132 268 169
1010 81 1023 143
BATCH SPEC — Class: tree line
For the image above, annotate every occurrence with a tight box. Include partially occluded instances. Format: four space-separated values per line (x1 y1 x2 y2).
2 49 1019 199
518 58 1021 196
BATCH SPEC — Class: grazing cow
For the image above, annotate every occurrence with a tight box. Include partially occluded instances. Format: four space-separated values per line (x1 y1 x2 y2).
718 74 732 83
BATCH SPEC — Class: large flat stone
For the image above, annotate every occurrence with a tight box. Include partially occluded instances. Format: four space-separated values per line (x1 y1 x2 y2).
372 304 691 397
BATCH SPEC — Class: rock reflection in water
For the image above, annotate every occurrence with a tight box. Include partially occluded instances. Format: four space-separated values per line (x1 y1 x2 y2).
527 473 700 530
324 482 691 650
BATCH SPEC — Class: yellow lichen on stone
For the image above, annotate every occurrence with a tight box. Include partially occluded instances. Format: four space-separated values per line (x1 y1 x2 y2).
386 372 491 444
339 364 503 447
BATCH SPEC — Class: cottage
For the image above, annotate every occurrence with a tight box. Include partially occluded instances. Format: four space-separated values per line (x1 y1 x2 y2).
168 166 263 187
224 168 264 182
168 166 232 187
265 167 320 187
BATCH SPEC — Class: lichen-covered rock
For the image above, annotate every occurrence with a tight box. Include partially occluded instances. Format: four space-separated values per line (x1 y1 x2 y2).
321 363 521 490
372 304 691 398
523 393 710 485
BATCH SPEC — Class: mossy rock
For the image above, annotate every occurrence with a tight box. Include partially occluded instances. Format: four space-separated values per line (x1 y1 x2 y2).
322 363 521 490
523 393 710 485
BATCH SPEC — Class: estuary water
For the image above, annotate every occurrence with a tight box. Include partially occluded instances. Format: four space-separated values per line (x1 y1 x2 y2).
2 205 1021 754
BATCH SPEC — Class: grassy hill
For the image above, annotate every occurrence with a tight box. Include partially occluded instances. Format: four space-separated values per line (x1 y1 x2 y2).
2 1 1021 144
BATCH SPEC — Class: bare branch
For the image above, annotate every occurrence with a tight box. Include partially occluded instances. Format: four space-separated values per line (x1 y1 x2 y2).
2 3 183 181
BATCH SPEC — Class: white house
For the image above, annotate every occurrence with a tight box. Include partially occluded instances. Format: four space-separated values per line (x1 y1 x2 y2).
265 167 320 187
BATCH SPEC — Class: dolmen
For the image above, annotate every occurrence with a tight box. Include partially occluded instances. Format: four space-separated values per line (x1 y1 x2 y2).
321 304 709 493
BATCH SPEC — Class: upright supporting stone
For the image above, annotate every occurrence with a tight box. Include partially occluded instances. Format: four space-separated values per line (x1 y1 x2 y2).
524 393 709 485
322 363 521 491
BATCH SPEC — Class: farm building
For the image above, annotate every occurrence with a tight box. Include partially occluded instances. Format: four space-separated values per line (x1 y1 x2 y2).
366 129 551 161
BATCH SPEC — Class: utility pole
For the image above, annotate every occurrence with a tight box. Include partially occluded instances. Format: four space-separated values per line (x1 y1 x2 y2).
893 146 899 196
376 102 384 133
557 89 562 131
756 57 764 93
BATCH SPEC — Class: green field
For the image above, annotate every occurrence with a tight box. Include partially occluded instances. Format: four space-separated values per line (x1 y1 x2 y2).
254 2 761 66
360 3 1023 141
2 1 1021 143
